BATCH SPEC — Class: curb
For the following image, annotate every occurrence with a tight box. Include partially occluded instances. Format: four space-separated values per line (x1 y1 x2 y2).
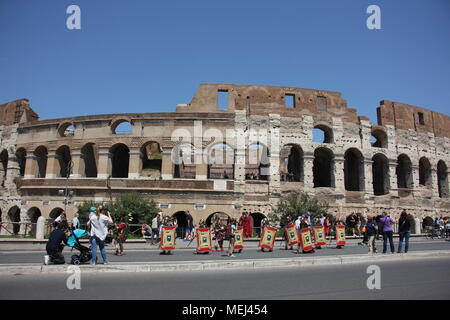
1 250 449 275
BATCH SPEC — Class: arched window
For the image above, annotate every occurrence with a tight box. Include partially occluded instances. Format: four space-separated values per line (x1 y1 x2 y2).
58 123 75 137
15 148 26 177
438 160 449 198
172 143 196 179
371 128 388 148
0 149 8 186
112 120 132 135
313 147 334 188
141 142 162 178
34 146 48 178
419 157 432 187
344 148 364 191
280 144 303 182
110 144 130 178
372 154 389 195
313 125 333 143
246 143 270 181
397 154 413 189
56 146 72 178
7 206 21 235
207 143 235 179
81 143 98 178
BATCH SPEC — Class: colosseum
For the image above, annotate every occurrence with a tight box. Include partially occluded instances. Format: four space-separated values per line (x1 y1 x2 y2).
1 83 449 236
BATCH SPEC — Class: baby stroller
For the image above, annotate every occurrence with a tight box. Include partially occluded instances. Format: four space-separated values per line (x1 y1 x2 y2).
67 229 92 265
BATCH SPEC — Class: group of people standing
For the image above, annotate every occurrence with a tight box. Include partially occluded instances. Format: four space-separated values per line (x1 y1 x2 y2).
363 210 414 254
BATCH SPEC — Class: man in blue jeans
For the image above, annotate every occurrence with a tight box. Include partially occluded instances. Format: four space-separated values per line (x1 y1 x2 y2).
379 211 395 254
398 210 412 253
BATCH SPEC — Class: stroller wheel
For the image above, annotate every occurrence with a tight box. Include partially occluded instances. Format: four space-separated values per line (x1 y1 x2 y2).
73 259 80 265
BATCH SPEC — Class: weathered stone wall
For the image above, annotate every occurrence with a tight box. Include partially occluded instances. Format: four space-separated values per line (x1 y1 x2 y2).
1 84 449 232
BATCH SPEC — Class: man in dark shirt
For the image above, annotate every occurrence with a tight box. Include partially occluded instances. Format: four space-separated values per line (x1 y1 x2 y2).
46 221 69 264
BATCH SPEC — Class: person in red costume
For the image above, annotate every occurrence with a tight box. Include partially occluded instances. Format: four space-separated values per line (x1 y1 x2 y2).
239 212 253 238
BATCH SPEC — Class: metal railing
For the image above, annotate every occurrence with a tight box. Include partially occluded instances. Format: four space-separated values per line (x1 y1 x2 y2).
0 221 38 238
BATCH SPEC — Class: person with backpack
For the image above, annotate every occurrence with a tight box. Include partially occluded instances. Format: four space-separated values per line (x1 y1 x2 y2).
398 211 412 253
379 211 395 254
365 216 378 254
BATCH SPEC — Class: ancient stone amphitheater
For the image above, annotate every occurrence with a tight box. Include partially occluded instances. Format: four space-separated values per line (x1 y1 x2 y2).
1 83 449 235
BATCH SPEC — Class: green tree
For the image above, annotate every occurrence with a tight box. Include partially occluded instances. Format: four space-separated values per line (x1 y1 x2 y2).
110 192 159 224
268 191 330 226
77 193 159 225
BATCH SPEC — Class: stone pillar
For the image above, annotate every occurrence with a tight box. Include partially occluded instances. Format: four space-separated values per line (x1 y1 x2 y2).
364 159 374 195
388 158 399 196
269 114 281 196
196 163 208 180
97 148 111 179
5 153 20 186
45 150 58 179
332 117 344 145
36 216 46 240
334 155 345 191
128 149 141 179
303 152 314 191
431 166 440 198
360 120 372 150
71 152 82 178
414 217 421 235
24 155 36 179
411 165 420 192
234 110 246 196
161 150 173 180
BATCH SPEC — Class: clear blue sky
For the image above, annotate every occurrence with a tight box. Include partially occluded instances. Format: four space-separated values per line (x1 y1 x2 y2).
1 0 449 123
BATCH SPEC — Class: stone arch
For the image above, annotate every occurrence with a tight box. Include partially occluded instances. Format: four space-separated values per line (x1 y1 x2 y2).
49 207 64 220
313 147 335 188
419 157 432 187
140 141 162 179
27 207 41 236
437 160 449 198
111 118 132 135
246 143 270 181
313 124 333 143
280 144 303 182
57 122 75 137
55 145 72 178
249 212 266 237
372 153 389 195
0 149 8 187
80 143 98 177
205 212 231 227
172 143 196 179
371 128 388 148
206 143 235 179
7 206 21 235
110 143 130 178
396 154 413 189
344 148 365 191
34 146 48 178
15 148 26 177
172 211 188 238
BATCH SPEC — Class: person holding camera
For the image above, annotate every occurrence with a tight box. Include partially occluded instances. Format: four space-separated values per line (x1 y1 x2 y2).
87 207 113 265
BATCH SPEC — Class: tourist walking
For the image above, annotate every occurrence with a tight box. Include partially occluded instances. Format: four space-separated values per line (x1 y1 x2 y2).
87 207 113 264
379 212 395 254
228 219 237 257
185 211 194 241
398 210 412 253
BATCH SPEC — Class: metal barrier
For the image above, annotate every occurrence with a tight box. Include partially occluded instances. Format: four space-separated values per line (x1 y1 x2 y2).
0 221 38 238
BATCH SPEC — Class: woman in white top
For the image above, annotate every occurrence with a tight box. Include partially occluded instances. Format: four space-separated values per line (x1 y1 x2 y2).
87 207 113 264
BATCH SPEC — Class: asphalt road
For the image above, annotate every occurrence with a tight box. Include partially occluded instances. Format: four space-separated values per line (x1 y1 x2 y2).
1 257 449 300
0 240 448 265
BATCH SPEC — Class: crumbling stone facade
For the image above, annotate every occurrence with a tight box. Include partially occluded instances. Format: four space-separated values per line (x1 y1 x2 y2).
1 84 449 235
